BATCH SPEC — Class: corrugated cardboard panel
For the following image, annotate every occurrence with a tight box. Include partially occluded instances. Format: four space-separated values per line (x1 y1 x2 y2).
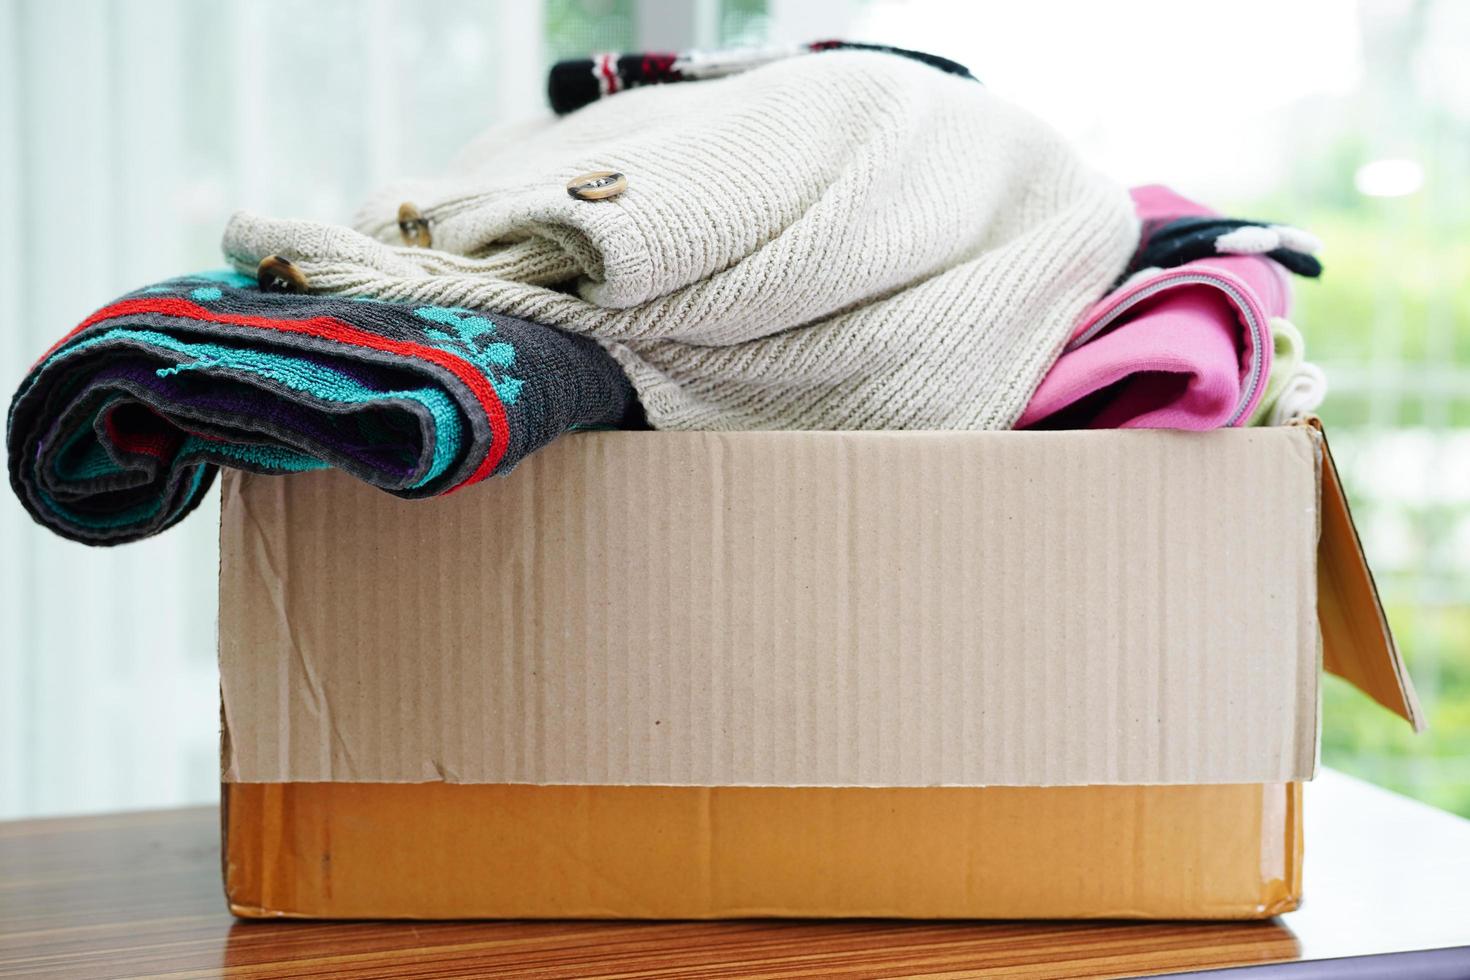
1307 419 1424 729
223 781 1302 920
218 428 1321 786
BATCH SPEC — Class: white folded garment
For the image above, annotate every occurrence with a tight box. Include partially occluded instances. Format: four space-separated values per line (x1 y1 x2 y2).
224 51 1138 430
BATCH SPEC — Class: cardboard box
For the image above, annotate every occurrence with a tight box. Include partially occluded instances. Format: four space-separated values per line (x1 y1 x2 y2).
218 422 1419 919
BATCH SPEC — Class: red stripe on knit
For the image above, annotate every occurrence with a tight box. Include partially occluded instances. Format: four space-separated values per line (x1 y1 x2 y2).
102 407 180 460
598 53 620 94
43 296 509 489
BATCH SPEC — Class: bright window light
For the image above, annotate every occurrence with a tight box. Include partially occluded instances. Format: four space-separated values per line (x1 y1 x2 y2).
1354 159 1425 197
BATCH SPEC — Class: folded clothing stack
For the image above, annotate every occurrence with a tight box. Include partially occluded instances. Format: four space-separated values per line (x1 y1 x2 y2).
223 48 1137 432
7 275 637 543
1020 184 1325 431
6 43 1325 546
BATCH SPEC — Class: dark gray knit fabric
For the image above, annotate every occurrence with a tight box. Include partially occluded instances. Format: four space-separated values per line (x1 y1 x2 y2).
7 272 639 545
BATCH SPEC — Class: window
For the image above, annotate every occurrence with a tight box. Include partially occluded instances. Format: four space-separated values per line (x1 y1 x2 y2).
2 0 1464 817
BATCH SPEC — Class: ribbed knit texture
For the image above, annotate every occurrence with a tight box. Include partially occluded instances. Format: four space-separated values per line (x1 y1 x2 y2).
223 51 1139 431
6 274 637 545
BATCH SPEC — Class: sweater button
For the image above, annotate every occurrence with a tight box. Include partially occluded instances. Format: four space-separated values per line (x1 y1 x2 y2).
397 202 432 247
566 170 627 201
256 255 308 293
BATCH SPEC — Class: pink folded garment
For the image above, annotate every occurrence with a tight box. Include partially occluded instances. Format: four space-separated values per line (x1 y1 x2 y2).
1018 185 1292 430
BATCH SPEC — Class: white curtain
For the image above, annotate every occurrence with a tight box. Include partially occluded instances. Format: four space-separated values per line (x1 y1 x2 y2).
0 0 549 818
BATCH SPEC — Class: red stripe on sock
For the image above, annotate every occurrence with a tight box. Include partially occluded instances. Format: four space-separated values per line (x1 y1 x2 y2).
44 296 509 489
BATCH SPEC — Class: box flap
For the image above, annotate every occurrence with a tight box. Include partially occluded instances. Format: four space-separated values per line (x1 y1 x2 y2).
219 428 1322 787
1305 418 1424 731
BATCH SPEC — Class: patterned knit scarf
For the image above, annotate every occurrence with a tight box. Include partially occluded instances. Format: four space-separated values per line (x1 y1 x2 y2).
7 273 637 544
547 40 976 115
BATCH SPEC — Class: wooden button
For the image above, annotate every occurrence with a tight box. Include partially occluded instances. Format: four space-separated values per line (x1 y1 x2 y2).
397 202 432 248
256 255 308 293
566 171 627 201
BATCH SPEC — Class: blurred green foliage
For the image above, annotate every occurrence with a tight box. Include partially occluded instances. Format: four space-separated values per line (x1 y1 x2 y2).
545 0 635 60
1323 605 1470 816
1236 167 1470 817
545 0 770 59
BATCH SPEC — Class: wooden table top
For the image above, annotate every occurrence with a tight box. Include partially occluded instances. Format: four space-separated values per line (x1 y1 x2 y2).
2 770 1468 979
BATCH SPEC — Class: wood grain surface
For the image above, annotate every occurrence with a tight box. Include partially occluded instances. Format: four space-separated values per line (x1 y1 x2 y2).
1 771 1467 979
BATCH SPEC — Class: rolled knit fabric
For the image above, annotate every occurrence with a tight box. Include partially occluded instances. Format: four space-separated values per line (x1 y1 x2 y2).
223 51 1138 432
547 40 976 115
1247 317 1307 426
1266 361 1327 426
7 273 637 545
1128 215 1323 280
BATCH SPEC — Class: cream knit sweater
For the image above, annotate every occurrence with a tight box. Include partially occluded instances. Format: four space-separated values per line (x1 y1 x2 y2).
223 51 1138 430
